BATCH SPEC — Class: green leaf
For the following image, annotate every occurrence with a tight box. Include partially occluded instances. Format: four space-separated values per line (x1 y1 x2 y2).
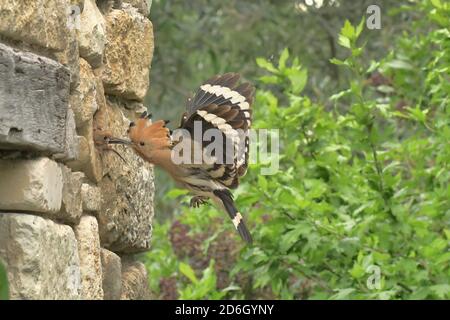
405 106 428 123
338 35 351 49
259 75 279 84
349 262 365 279
330 89 351 101
430 284 450 299
258 175 268 191
0 261 8 300
256 57 278 73
287 69 308 94
179 262 198 284
367 60 380 73
278 48 289 70
355 17 366 38
279 223 311 252
385 59 413 70
330 58 348 66
431 0 443 9
341 20 355 40
330 288 356 300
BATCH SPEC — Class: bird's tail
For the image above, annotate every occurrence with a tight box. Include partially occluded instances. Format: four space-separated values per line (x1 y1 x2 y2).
213 189 253 244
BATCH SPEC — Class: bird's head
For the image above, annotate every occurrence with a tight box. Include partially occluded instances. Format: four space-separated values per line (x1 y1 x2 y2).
107 111 172 163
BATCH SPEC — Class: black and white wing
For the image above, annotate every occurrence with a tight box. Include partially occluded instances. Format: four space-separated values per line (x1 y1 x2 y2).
179 73 255 188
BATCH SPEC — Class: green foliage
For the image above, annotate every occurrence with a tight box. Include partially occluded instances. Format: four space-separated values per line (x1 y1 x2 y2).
144 1 450 300
0 261 9 300
143 210 230 300
147 0 403 215
179 260 225 300
143 222 178 294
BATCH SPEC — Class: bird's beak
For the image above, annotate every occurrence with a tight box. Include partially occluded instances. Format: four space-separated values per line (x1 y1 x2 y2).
106 137 133 145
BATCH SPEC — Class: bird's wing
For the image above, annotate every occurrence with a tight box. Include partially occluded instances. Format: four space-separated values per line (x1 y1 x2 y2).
178 73 255 188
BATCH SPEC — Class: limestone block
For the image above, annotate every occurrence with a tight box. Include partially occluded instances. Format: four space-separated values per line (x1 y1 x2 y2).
74 215 104 300
0 0 72 52
101 249 122 300
120 257 150 300
126 0 152 15
71 59 99 129
96 98 154 253
78 0 106 68
67 121 104 183
102 4 154 101
59 166 84 224
0 158 63 214
0 213 81 300
54 31 80 90
71 0 85 13
97 0 123 15
53 108 80 162
81 183 102 212
0 43 70 154
106 95 145 110
66 135 92 177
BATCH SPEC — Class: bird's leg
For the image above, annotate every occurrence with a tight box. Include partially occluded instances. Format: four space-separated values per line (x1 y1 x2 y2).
190 196 209 208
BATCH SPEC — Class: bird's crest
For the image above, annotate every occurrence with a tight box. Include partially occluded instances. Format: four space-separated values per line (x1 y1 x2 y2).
128 111 172 150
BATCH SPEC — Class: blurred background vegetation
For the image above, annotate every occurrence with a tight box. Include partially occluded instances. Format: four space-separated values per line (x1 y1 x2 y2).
145 0 409 217
141 0 450 300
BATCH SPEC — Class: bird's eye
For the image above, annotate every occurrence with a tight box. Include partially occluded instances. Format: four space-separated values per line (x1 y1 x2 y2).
139 142 145 146
103 136 108 140
129 121 135 127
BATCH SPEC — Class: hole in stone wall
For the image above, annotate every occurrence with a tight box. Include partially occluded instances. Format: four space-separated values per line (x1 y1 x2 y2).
8 127 23 135
14 67 25 74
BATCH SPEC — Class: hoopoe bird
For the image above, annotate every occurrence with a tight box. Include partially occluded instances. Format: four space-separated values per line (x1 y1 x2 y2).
107 73 255 244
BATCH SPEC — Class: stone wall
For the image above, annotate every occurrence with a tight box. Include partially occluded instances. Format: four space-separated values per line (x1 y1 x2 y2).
0 0 154 300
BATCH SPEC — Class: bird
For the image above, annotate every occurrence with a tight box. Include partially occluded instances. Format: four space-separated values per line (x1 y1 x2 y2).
107 73 255 244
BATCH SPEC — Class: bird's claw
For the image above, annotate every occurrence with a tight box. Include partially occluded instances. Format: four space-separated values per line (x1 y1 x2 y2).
190 196 209 208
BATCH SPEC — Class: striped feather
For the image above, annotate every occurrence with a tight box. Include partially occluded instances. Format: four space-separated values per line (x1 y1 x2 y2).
213 189 252 244
180 73 254 189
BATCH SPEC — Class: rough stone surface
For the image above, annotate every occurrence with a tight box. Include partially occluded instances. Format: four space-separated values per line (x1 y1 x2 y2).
101 249 122 300
81 121 104 182
81 183 102 212
59 166 84 224
0 213 81 300
102 4 154 101
55 36 80 90
0 43 71 153
66 60 104 182
0 158 63 214
67 121 104 183
97 0 122 15
78 0 106 68
96 98 154 253
66 135 91 174
53 108 80 162
74 215 104 300
0 0 71 52
126 0 152 15
71 0 85 13
71 59 99 129
120 257 150 300
107 95 145 110
0 0 155 301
